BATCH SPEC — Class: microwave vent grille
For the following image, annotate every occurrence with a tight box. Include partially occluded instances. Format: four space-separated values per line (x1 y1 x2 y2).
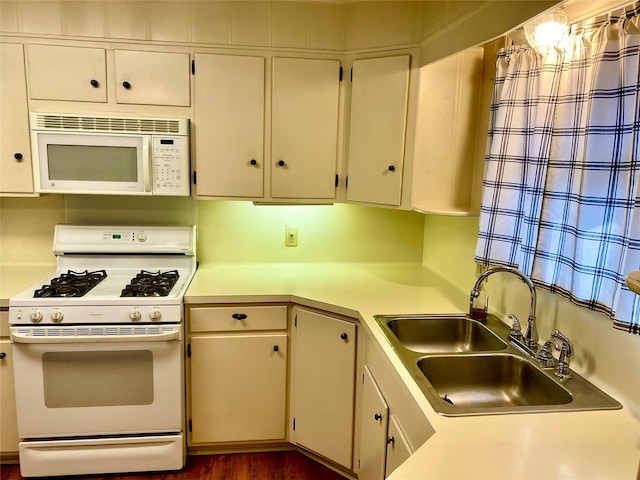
33 114 183 134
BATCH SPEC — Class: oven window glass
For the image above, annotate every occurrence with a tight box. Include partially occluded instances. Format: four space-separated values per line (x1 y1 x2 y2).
42 351 154 407
47 145 138 182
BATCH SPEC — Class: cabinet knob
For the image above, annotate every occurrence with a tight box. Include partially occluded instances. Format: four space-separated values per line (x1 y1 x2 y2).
0 352 6 359
387 436 395 445
122 81 131 89
232 313 247 320
388 165 396 172
273 345 279 352
14 153 23 161
374 413 382 421
277 160 286 167
250 159 257 166
90 79 99 87
340 332 348 340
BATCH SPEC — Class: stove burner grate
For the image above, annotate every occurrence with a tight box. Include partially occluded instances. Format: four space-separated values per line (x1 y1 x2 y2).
121 270 180 297
34 270 108 298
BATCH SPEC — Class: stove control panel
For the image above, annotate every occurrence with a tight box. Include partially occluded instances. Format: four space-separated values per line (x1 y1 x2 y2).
9 305 182 325
102 231 147 243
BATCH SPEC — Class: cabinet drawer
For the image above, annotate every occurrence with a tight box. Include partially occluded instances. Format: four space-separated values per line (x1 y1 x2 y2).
190 306 287 332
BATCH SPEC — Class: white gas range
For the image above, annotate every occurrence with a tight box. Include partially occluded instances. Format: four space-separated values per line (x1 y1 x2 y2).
8 225 196 478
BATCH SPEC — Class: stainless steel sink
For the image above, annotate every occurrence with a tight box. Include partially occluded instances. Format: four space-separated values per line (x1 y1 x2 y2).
417 354 572 410
373 314 621 416
385 316 506 353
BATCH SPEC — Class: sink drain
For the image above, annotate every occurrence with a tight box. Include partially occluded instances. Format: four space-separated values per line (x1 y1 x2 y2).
442 394 454 405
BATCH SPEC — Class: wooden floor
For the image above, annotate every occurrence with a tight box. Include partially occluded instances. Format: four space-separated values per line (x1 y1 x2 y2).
0 452 347 480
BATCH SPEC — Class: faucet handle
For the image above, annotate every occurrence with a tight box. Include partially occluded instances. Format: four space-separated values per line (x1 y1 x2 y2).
536 340 556 368
507 314 523 340
551 329 573 380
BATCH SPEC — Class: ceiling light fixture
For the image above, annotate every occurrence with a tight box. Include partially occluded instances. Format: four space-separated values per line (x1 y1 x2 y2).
524 7 569 55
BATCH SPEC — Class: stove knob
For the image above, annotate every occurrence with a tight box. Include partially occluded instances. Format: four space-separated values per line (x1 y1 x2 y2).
149 308 162 321
30 310 43 323
51 309 64 322
129 308 142 321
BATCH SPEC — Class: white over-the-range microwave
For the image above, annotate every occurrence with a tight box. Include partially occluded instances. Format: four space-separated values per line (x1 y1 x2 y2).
30 112 190 196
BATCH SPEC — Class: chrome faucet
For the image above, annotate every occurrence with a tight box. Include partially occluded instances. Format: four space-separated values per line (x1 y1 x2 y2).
470 266 538 349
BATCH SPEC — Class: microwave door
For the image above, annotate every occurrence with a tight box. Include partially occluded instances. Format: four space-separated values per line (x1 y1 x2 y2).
35 133 149 195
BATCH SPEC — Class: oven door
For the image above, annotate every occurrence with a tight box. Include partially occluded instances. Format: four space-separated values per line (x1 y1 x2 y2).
10 325 183 438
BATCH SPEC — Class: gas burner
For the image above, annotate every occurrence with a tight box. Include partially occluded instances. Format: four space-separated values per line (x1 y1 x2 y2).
121 270 180 297
34 270 107 298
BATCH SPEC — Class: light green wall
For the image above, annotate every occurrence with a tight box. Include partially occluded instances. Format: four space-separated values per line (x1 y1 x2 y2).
0 196 65 265
0 196 425 266
421 214 479 293
197 201 424 264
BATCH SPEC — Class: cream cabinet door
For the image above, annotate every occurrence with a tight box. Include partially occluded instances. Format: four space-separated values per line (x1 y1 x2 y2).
194 54 265 198
291 308 356 469
385 414 412 477
271 57 340 200
412 47 485 215
189 333 287 444
358 365 389 480
346 55 410 206
114 50 190 106
0 44 33 194
27 44 107 102
0 338 19 453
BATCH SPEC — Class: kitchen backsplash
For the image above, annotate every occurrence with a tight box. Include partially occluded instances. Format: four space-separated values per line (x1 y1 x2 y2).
0 195 424 266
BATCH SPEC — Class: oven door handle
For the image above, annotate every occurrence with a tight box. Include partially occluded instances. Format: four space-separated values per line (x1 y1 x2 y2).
10 329 180 344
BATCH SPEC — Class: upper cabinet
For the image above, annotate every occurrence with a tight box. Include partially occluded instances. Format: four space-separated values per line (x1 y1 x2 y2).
0 43 33 195
114 50 190 106
411 47 489 215
346 55 410 207
27 45 107 103
193 53 265 198
271 57 341 200
26 45 190 107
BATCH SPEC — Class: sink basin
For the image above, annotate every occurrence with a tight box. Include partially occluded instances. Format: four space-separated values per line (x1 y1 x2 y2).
374 313 621 416
384 316 507 353
417 354 572 410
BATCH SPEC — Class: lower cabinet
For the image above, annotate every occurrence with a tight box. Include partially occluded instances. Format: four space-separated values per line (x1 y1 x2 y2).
1 310 19 457
290 307 357 469
358 365 412 479
187 305 288 445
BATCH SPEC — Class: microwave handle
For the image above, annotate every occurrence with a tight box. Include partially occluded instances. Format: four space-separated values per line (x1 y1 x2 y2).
142 137 152 193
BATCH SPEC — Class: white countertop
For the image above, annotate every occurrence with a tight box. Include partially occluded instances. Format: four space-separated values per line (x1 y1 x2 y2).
185 262 640 480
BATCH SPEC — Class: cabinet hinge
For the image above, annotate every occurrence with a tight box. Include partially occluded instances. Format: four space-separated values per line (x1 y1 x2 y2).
339 66 343 82
188 419 192 432
358 458 361 470
362 373 365 385
345 176 349 188
293 418 296 431
192 171 197 185
294 314 297 327
335 174 339 188
350 67 353 82
187 343 191 358
191 59 195 75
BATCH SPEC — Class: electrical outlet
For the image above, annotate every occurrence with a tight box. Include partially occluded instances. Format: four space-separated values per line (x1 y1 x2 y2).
285 227 298 247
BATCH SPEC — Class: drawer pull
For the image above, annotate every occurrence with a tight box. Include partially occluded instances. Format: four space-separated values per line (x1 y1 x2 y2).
273 345 279 352
232 313 248 320
374 413 383 421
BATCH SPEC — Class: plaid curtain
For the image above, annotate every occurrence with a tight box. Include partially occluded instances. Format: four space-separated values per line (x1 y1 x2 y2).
475 4 640 334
